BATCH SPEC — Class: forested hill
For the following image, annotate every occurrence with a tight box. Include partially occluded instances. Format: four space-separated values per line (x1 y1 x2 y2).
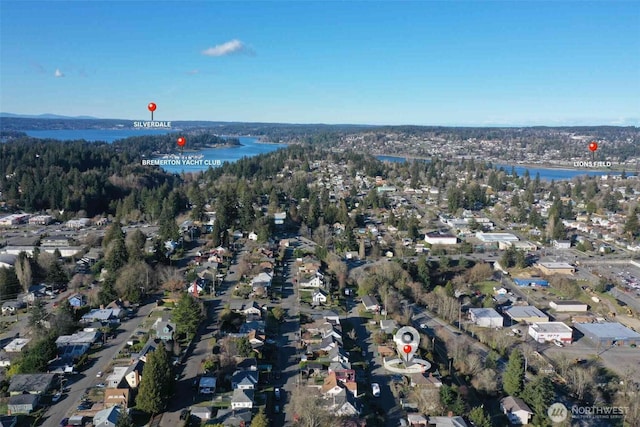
0 135 182 216
111 132 239 154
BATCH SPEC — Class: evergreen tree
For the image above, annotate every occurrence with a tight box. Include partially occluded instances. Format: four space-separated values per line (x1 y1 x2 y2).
28 299 48 334
251 407 270 427
46 260 68 286
522 376 555 427
136 345 173 414
14 251 33 291
98 274 118 306
0 267 21 301
468 406 492 427
115 412 135 427
624 209 639 240
126 229 147 261
173 293 204 339
105 236 128 273
188 183 206 222
159 206 180 242
503 349 525 396
407 216 420 240
103 223 125 249
16 335 57 373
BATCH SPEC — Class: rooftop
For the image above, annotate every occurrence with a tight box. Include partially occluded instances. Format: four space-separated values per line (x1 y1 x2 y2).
575 322 640 339
537 262 574 269
469 307 503 318
8 374 55 394
504 306 548 319
529 322 573 333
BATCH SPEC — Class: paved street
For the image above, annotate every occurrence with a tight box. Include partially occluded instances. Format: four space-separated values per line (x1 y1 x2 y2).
347 303 403 427
159 301 217 427
279 249 301 426
42 301 156 427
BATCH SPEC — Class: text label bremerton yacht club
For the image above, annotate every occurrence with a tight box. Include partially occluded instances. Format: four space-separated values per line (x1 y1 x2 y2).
142 159 222 166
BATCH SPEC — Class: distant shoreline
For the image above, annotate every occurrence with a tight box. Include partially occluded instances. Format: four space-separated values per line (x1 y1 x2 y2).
376 153 632 173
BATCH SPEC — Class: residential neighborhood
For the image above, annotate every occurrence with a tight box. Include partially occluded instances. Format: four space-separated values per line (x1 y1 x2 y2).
0 130 639 427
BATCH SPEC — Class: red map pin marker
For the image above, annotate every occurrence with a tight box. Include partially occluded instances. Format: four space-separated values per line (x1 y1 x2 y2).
588 142 598 152
403 344 412 354
177 136 186 147
148 102 157 120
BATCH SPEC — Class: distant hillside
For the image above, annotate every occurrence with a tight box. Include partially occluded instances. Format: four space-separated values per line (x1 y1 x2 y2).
0 112 100 119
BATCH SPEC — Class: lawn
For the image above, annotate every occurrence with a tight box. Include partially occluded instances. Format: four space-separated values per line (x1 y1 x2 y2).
475 280 502 295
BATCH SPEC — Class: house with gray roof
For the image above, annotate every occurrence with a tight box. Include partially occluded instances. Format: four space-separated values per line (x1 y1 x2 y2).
361 295 380 312
8 374 56 395
501 396 533 425
213 408 252 426
80 308 122 325
190 406 212 421
7 394 39 415
231 388 254 409
231 370 259 390
326 389 360 417
93 405 122 427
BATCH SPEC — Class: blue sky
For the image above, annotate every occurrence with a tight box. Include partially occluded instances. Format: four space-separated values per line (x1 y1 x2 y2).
1 1 638 126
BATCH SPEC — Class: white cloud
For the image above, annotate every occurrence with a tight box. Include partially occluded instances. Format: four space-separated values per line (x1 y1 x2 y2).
54 68 65 78
202 39 251 57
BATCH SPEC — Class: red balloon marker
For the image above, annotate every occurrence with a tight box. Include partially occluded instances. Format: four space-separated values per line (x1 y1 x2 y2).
177 136 186 147
588 142 598 152
148 102 157 120
403 344 412 354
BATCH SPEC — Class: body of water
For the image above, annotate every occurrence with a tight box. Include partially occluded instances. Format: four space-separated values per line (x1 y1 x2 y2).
23 129 173 142
159 137 287 173
376 155 626 181
22 129 287 173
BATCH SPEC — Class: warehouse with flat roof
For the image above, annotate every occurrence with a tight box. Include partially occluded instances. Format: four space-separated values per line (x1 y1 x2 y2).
503 306 549 324
528 322 573 344
549 300 588 312
536 262 575 275
574 322 640 347
475 232 519 243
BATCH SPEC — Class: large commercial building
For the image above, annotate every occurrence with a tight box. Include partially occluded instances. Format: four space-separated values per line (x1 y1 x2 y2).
536 262 575 275
475 232 519 243
528 322 573 344
469 308 504 328
425 232 457 245
549 300 588 312
28 215 53 225
574 322 640 347
0 214 30 226
503 306 549 324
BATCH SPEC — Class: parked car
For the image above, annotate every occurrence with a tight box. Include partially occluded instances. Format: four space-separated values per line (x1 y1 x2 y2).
274 387 281 400
371 383 381 397
52 392 62 403
179 410 190 420
96 371 103 378
60 418 69 426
